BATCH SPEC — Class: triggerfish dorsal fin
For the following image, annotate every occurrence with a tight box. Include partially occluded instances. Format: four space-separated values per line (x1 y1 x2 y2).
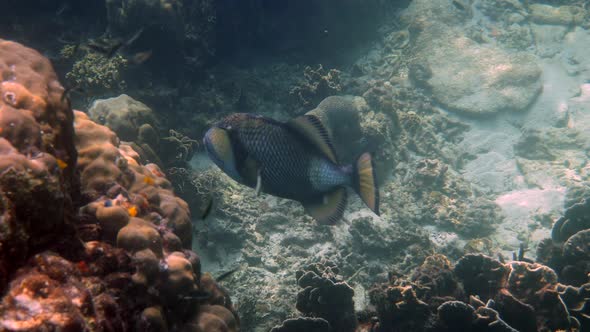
302 186 347 224
353 152 380 216
286 114 338 164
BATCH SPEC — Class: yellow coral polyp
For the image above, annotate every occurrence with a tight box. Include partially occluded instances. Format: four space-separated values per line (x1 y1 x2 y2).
127 205 138 217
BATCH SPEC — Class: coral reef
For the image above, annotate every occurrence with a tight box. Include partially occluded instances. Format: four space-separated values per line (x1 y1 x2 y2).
88 94 199 171
290 65 342 108
380 158 503 239
159 129 200 167
7 0 590 330
536 195 590 287
366 254 579 331
0 40 238 331
295 260 356 332
271 260 361 332
0 39 78 291
271 317 331 332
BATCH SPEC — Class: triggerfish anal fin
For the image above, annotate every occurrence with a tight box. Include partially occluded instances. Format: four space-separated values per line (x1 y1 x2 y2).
302 187 347 224
353 152 380 216
286 114 338 164
255 168 262 196
240 155 260 190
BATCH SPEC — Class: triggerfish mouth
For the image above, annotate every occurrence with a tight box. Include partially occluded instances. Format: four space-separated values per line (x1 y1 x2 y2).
203 113 379 224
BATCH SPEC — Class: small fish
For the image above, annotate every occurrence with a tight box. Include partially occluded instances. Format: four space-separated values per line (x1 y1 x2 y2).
86 41 113 54
143 176 155 185
215 266 240 282
55 3 70 16
452 0 467 11
203 113 379 224
200 197 213 220
86 28 147 60
128 205 138 217
56 158 68 170
130 50 152 65
105 41 124 59
100 27 144 59
61 84 86 102
159 260 169 273
125 27 145 47
181 289 212 301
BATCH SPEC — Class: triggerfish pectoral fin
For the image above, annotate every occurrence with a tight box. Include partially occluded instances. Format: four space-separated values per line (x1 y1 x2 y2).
353 152 380 216
302 186 347 225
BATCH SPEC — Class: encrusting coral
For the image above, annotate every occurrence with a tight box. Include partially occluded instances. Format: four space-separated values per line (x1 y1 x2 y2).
0 39 238 331
0 39 78 293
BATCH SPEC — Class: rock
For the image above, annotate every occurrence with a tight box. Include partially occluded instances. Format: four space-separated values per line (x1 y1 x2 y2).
531 24 569 57
401 0 468 27
417 27 542 115
88 94 158 142
529 4 586 26
476 0 527 22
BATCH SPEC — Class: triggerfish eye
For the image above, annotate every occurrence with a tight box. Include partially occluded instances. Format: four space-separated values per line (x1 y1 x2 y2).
203 127 241 182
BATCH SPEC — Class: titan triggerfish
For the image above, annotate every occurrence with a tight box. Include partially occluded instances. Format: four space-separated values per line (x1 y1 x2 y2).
203 113 379 224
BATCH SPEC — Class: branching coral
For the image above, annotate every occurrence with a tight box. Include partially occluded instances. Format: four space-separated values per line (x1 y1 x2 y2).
160 129 200 166
66 52 127 91
290 65 342 108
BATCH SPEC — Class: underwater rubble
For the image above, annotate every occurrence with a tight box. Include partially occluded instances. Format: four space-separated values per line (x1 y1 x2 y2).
0 39 238 331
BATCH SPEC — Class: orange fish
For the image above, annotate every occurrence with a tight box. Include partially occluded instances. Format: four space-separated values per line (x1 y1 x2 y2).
128 205 138 217
56 159 68 170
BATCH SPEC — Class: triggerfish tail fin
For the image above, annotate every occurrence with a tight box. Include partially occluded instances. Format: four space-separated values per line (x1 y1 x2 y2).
302 187 347 225
353 152 379 216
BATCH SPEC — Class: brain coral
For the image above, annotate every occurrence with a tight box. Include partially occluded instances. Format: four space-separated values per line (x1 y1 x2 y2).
0 39 238 331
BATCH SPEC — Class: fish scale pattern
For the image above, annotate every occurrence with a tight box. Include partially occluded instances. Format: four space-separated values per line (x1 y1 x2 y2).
308 158 350 192
228 114 345 202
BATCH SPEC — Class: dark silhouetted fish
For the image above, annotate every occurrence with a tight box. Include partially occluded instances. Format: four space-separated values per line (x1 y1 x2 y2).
130 50 152 65
85 27 144 59
203 113 379 224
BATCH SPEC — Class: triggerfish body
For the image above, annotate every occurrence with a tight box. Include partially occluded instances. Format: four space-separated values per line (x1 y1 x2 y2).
203 113 379 224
